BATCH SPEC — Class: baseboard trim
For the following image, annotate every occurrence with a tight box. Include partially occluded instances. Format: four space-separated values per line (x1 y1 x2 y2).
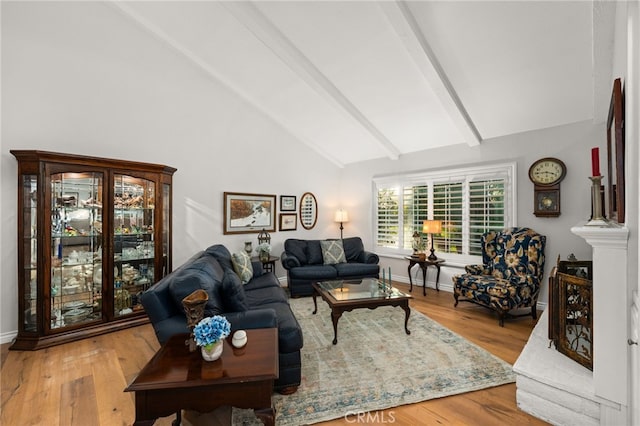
1 331 17 345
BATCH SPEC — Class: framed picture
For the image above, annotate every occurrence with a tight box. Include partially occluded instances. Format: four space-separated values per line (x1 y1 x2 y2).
223 192 276 234
279 213 297 231
280 195 297 212
606 78 625 223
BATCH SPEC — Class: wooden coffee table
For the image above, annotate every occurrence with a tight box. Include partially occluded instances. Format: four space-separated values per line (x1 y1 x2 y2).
312 278 412 344
125 328 278 426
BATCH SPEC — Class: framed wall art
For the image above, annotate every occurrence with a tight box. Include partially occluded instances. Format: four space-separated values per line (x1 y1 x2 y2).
223 192 276 234
280 195 296 212
606 78 625 223
279 213 297 231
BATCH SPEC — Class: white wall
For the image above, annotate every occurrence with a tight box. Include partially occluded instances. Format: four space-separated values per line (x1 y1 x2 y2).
0 2 341 340
341 120 602 306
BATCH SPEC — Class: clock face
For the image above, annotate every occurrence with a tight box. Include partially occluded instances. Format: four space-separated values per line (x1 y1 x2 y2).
528 158 566 185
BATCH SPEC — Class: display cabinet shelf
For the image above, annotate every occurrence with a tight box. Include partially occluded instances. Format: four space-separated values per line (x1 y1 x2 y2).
10 150 176 350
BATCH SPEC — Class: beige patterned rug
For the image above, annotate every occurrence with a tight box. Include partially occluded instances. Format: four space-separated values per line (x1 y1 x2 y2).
199 297 515 425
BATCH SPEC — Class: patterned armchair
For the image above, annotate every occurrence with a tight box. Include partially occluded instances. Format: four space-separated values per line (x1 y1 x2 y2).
452 227 546 326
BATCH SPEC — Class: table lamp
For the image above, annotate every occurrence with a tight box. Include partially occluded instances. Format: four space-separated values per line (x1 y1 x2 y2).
334 209 349 239
422 220 442 261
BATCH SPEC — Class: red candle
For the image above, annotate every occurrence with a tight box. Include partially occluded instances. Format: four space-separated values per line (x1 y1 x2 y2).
591 147 600 176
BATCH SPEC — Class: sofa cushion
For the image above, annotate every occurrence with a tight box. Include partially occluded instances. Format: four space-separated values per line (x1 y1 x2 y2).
205 244 234 271
283 239 308 265
244 273 280 292
289 265 338 280
342 237 365 262
231 251 253 284
307 240 324 265
334 262 380 278
244 285 289 307
183 254 225 280
321 239 346 265
221 268 249 312
168 269 224 316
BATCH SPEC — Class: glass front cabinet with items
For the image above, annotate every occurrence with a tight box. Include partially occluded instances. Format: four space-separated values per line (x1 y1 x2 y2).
10 150 176 350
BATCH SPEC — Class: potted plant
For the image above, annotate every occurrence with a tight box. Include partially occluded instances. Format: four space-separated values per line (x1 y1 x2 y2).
412 232 426 259
256 242 271 262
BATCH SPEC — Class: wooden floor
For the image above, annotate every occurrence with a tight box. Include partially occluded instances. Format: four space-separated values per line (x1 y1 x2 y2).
1 282 549 425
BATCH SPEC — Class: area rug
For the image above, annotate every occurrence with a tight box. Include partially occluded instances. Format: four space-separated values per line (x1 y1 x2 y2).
230 297 515 425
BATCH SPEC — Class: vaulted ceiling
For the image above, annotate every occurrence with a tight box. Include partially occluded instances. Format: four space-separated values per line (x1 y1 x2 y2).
109 1 615 167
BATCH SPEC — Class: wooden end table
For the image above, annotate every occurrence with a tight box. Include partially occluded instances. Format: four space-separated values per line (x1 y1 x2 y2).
252 255 279 274
125 328 279 426
405 256 445 296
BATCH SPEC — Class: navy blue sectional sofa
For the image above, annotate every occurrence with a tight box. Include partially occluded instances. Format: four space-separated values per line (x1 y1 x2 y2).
140 244 303 394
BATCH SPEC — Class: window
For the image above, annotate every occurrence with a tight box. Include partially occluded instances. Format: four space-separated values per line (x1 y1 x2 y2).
374 162 516 262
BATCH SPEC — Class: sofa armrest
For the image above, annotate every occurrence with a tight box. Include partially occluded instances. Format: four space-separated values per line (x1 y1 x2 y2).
280 251 301 269
465 264 491 275
223 308 278 332
360 250 379 264
140 287 179 325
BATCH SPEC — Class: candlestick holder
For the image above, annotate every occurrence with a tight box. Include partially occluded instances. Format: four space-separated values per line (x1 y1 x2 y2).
586 176 608 226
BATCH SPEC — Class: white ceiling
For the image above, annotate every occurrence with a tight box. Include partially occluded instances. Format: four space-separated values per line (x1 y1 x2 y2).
109 1 614 167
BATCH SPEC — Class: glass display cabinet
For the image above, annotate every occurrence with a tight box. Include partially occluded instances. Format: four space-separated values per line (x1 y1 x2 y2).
10 150 176 350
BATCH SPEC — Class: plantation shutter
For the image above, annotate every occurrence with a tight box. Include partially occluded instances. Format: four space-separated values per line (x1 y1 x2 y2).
402 185 429 250
377 186 399 248
469 179 506 255
433 182 463 254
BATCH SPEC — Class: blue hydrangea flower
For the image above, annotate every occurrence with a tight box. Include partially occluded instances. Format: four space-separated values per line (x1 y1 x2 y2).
193 315 231 348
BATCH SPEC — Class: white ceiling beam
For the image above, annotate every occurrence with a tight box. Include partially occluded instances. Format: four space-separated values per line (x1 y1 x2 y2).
223 1 401 160
379 1 482 147
106 1 346 168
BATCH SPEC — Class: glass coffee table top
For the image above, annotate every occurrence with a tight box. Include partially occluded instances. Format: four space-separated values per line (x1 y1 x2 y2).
316 278 408 301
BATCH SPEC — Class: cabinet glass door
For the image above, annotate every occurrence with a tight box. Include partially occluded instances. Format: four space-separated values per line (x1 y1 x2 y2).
50 172 104 330
113 174 155 317
22 175 38 332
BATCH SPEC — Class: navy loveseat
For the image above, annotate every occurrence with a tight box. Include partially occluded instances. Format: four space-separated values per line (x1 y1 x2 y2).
281 237 380 297
140 244 303 394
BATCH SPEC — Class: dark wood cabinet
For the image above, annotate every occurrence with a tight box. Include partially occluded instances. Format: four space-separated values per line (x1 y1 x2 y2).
10 150 176 350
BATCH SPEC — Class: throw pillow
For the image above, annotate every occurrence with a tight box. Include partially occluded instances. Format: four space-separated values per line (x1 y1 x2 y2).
231 251 253 284
321 239 347 265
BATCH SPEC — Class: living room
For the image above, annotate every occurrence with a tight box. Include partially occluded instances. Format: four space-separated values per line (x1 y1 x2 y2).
1 1 638 425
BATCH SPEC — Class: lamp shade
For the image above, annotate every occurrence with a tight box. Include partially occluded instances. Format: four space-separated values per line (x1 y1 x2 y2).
422 220 442 234
334 209 349 223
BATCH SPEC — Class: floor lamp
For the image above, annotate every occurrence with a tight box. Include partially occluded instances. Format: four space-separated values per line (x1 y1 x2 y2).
422 220 442 261
334 209 349 239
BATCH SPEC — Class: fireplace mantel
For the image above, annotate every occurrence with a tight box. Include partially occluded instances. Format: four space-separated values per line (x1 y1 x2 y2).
571 222 629 249
514 222 630 425
571 222 629 412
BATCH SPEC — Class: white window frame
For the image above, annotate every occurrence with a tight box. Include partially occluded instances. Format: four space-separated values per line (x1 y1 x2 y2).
373 161 517 265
